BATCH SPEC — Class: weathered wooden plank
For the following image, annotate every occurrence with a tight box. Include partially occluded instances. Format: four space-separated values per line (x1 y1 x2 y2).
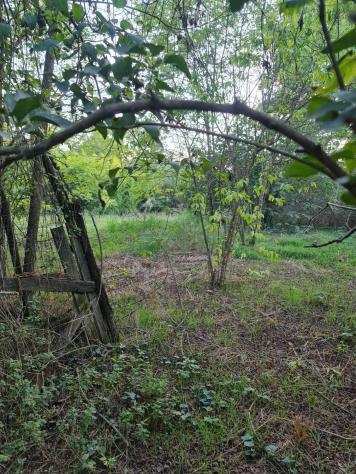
0 216 6 279
51 227 80 278
51 226 95 339
71 235 111 342
0 275 96 294
42 156 117 342
72 205 117 342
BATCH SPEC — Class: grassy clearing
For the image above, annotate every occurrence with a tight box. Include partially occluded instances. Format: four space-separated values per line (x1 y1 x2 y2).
234 231 356 270
88 212 355 269
87 212 203 258
1 213 355 472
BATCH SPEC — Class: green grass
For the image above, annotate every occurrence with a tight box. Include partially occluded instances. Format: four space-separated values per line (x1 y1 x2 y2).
1 213 355 472
89 212 355 271
234 230 356 269
87 211 203 258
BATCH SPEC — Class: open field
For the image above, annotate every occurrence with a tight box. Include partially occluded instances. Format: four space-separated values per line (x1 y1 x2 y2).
1 213 355 473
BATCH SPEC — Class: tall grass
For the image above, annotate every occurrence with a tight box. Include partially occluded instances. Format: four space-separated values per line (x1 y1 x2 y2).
87 212 356 269
87 211 203 258
234 230 356 268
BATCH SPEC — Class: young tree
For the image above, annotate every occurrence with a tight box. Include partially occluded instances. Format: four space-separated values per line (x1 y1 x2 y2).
0 0 354 286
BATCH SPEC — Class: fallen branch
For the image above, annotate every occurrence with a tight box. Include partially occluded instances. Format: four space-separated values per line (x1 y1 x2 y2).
327 202 356 212
306 226 356 248
317 428 355 442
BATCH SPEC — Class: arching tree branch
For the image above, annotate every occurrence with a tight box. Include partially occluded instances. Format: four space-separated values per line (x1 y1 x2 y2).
0 97 353 195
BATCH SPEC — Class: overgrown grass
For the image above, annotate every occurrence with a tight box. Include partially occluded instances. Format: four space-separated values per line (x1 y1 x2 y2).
1 213 355 472
234 230 356 269
87 211 203 258
89 212 355 269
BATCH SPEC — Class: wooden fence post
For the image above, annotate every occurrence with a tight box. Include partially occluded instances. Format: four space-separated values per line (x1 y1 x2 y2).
43 156 117 342
0 214 6 280
0 184 22 275
51 226 96 340
71 205 117 342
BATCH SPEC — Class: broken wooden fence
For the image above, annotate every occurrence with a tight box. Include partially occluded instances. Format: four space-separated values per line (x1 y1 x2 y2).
0 156 117 343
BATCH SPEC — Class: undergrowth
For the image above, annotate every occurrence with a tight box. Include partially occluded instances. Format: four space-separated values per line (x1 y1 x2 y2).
1 213 355 472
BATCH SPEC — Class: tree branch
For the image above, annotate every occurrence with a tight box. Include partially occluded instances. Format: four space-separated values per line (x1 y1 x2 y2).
132 121 310 161
0 97 352 194
306 226 356 248
318 0 346 90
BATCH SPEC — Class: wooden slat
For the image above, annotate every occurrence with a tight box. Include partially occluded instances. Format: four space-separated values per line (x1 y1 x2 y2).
0 275 96 294
71 205 117 341
51 226 94 339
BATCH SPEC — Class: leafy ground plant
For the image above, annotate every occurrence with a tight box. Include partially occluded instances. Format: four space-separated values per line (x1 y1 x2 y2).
1 214 355 472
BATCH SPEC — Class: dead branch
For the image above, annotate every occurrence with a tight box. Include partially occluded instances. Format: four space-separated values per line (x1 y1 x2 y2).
306 226 356 248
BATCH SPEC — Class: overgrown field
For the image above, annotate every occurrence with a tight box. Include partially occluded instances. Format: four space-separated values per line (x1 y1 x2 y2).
1 213 355 473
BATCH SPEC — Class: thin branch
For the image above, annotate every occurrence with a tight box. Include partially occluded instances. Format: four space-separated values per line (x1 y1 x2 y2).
132 121 305 161
316 428 356 442
318 0 346 90
0 97 352 193
327 202 356 211
306 203 330 230
306 226 356 248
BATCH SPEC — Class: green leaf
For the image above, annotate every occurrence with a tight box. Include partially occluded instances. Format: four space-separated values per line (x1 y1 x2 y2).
228 0 250 12
285 157 321 178
112 57 133 80
155 79 175 92
96 123 108 139
113 0 127 7
265 444 278 456
199 158 213 172
279 0 311 14
322 28 356 55
82 64 100 76
70 83 86 100
319 54 356 93
82 42 97 61
72 3 85 22
113 127 127 143
106 177 119 197
164 54 191 79
114 113 136 129
34 38 60 52
332 140 356 173
340 191 356 206
109 167 120 179
4 91 42 122
117 33 145 54
340 54 356 84
46 0 69 15
307 95 332 117
0 22 11 38
98 188 108 208
120 19 133 30
30 110 72 128
144 125 161 144
146 43 165 56
241 433 254 448
21 14 38 28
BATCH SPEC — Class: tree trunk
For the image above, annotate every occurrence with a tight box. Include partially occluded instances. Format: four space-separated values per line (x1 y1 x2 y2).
22 47 55 314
